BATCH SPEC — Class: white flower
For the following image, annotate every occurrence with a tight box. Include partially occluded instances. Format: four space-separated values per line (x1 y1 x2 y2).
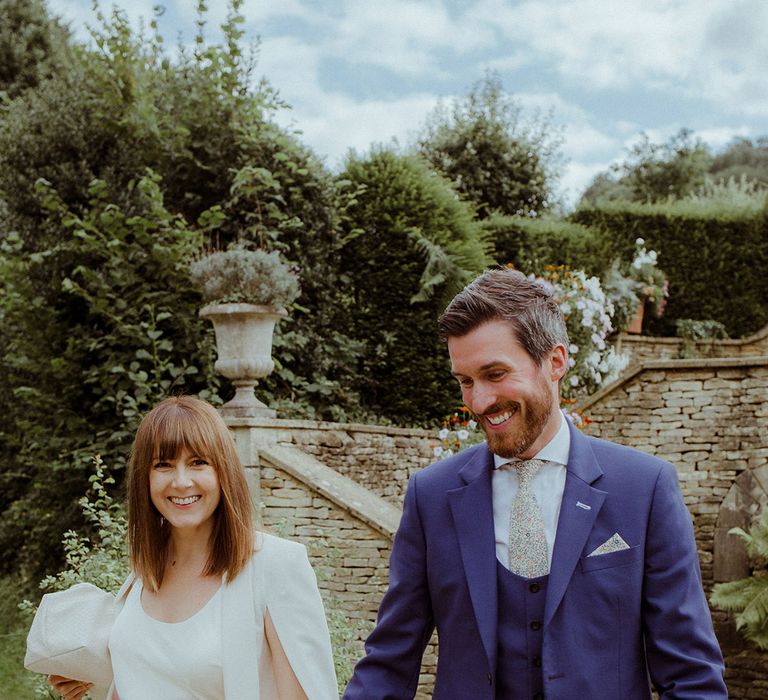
457 429 469 440
636 237 644 246
444 449 454 457
438 428 450 440
468 420 477 430
570 375 580 386
568 357 576 369
433 446 444 457
569 343 579 355
591 333 606 350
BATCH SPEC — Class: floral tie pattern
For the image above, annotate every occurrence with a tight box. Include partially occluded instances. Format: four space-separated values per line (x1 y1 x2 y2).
507 459 549 578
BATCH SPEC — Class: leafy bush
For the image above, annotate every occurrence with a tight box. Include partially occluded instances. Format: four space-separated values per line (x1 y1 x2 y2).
337 148 491 425
191 248 300 307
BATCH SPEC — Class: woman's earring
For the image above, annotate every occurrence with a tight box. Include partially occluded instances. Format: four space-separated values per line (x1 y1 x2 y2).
160 516 165 527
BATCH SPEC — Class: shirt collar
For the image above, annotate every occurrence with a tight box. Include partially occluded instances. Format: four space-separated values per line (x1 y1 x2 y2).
493 410 571 470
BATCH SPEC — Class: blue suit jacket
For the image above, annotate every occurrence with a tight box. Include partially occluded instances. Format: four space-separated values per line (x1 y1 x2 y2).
344 420 726 700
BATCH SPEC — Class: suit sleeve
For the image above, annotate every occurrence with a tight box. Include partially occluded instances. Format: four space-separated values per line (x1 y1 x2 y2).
343 475 434 700
642 462 727 699
264 540 339 700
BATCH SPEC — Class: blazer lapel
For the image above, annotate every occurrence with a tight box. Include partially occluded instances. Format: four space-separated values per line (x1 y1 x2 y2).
545 421 606 627
447 446 498 674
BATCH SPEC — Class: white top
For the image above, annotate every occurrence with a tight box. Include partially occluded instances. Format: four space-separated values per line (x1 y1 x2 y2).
491 410 571 569
109 579 224 700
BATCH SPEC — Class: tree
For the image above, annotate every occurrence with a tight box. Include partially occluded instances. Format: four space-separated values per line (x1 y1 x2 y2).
0 0 360 577
0 0 70 99
417 73 563 218
709 136 768 188
579 129 713 206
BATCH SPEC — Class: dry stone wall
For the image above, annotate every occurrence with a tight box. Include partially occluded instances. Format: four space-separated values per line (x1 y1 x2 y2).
617 323 768 364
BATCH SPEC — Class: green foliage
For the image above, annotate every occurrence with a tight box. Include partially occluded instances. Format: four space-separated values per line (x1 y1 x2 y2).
417 72 563 218
0 173 216 578
710 508 768 650
337 148 491 425
0 0 369 575
675 319 729 359
0 576 36 696
483 213 610 275
191 248 300 307
571 203 768 337
580 128 712 206
0 0 70 99
709 136 768 189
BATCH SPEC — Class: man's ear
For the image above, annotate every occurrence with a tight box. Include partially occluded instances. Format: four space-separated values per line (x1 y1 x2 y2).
548 344 568 382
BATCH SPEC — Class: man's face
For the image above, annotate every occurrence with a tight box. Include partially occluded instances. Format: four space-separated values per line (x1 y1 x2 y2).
447 320 566 459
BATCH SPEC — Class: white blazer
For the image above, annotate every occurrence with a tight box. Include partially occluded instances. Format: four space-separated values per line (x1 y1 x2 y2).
108 532 338 700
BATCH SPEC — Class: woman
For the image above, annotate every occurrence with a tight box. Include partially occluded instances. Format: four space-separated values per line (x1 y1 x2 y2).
50 396 337 699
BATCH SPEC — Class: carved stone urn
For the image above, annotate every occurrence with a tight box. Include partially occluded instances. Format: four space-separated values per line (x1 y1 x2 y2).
199 303 287 418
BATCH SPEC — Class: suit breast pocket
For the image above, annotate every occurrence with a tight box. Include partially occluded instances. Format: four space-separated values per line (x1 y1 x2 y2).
579 544 642 573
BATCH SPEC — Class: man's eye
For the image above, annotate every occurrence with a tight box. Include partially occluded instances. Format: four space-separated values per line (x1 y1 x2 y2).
488 371 505 381
459 378 473 387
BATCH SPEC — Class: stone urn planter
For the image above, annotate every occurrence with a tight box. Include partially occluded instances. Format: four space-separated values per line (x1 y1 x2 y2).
199 303 288 418
191 247 300 418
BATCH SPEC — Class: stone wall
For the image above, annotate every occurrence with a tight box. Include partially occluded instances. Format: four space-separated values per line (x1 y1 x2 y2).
577 356 768 698
616 323 768 364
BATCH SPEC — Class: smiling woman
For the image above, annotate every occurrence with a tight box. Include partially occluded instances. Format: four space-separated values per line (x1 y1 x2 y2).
47 397 338 700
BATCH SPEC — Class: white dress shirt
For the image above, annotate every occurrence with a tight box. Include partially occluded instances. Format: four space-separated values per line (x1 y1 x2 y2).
492 411 571 570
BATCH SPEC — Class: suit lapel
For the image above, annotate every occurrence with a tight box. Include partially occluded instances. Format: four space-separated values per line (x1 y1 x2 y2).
447 446 498 674
545 421 606 627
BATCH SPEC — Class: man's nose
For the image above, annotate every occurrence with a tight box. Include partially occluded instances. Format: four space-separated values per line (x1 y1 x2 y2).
470 383 498 415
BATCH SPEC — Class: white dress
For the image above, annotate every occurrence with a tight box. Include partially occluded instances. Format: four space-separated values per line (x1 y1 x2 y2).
109 579 225 699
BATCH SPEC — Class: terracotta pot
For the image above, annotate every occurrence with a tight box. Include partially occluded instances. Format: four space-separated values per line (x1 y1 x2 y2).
626 299 645 334
199 303 287 417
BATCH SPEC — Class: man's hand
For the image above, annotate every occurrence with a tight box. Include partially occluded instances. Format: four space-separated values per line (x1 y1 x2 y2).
47 674 93 700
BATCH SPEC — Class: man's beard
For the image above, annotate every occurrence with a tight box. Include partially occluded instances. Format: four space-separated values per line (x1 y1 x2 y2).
478 378 555 459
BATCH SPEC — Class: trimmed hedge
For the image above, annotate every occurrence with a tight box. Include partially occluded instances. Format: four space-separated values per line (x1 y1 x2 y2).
483 214 611 275
571 202 768 337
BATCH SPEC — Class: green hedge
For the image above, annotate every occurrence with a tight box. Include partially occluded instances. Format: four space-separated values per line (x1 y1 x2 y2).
482 214 611 275
571 201 768 337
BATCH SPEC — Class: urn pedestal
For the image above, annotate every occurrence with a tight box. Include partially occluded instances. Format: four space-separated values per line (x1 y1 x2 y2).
200 303 287 418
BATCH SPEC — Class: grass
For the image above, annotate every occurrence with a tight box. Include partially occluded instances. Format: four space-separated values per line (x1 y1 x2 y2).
0 576 43 697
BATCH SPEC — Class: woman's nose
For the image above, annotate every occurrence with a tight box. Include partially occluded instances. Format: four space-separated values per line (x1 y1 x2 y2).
172 467 193 488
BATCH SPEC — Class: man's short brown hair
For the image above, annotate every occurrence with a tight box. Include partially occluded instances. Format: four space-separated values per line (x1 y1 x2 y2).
438 267 569 364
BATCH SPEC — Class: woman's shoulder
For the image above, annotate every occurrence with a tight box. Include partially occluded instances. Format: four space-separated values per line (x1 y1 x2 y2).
251 531 308 565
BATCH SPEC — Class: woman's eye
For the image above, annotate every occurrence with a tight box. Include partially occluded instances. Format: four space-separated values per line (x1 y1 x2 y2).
191 458 209 467
153 461 171 470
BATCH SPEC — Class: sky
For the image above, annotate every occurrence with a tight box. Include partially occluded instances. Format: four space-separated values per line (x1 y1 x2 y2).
46 0 768 209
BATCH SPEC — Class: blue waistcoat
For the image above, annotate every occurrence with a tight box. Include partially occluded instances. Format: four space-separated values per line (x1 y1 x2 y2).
496 560 548 700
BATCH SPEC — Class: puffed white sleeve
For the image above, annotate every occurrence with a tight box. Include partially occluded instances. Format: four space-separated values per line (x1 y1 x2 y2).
262 535 339 700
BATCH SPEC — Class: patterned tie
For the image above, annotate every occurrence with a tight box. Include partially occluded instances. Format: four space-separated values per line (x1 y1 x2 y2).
507 458 549 578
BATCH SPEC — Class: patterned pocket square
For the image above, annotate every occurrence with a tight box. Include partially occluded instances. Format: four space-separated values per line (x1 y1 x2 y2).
588 533 630 557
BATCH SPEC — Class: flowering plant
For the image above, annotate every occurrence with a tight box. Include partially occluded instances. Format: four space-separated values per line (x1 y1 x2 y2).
534 265 630 400
629 238 669 318
432 407 484 458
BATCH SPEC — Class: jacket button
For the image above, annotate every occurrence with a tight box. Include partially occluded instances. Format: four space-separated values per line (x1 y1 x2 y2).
529 582 540 593
533 656 542 667
530 620 542 630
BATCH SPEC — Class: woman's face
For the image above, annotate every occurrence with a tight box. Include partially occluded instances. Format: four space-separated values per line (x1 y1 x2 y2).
149 446 221 533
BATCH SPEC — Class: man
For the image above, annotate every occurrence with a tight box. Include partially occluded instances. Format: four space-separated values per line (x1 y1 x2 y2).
344 268 726 700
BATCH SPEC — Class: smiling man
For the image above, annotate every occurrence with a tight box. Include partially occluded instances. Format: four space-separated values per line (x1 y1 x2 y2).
343 268 726 700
